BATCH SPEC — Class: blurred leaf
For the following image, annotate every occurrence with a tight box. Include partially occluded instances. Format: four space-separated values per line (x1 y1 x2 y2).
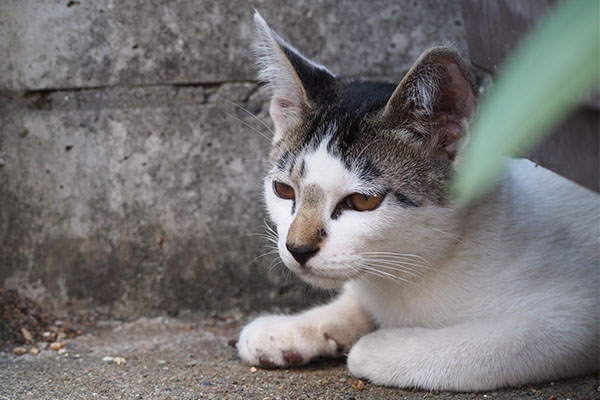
452 0 600 203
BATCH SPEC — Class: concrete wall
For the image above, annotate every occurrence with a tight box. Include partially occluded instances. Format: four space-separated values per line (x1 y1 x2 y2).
0 0 469 319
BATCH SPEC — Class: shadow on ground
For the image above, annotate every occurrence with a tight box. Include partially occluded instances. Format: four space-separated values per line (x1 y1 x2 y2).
1 315 598 400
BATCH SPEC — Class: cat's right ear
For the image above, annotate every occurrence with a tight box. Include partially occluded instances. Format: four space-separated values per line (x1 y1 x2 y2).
253 11 336 142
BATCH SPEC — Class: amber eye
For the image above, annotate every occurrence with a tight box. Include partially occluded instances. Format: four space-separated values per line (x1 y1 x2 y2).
273 181 295 200
344 193 384 211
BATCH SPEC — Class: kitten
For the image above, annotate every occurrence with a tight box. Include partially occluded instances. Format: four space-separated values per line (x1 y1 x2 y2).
238 12 600 391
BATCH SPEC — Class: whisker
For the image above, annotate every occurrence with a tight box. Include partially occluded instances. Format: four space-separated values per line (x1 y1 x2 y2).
361 257 432 272
429 226 465 244
361 253 452 279
223 110 271 142
360 251 428 259
361 267 405 282
240 233 278 245
241 232 275 238
363 256 429 269
215 94 275 135
344 264 380 291
359 265 412 286
365 260 429 279
360 252 436 268
261 245 279 252
256 234 277 241
361 253 430 263
355 138 382 160
244 250 280 268
263 220 278 237
265 230 277 240
268 258 284 274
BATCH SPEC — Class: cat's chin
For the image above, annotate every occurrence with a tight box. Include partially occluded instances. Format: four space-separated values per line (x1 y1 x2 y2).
293 268 349 290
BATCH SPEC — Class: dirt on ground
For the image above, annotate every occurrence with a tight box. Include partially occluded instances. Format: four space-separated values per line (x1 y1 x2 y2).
1 311 598 400
0 289 85 347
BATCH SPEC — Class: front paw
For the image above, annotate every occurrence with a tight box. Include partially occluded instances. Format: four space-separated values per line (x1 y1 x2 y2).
347 331 384 382
237 314 338 368
347 329 428 388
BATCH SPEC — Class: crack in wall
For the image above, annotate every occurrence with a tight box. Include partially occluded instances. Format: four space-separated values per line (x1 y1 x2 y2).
1 81 265 113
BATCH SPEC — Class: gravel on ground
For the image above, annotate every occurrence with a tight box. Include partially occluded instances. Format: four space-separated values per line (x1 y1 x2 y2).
1 315 598 400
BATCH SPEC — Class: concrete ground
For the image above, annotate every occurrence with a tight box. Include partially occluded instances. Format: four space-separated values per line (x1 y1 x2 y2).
1 315 598 400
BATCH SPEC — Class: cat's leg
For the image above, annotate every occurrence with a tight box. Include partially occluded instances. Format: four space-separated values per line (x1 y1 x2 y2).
347 318 597 391
238 286 373 368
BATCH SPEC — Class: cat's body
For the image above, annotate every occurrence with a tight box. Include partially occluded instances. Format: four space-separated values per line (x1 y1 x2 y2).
238 12 600 391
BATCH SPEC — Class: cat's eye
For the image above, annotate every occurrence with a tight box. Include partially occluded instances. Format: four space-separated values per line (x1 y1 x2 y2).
344 193 384 211
273 181 295 200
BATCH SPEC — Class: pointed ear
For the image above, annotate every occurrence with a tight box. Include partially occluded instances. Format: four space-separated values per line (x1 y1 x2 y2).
381 47 478 160
253 11 336 141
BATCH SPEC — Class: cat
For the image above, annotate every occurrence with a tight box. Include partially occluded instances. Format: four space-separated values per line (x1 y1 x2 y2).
237 11 600 391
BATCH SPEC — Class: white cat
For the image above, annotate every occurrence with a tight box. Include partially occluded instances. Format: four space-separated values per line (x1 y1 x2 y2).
238 12 600 391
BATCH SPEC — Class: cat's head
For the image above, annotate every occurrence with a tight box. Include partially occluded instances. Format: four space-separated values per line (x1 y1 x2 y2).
254 12 478 289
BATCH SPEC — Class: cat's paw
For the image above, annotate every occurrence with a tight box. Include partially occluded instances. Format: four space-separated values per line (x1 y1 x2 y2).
347 328 430 388
347 331 385 383
237 314 339 368
347 329 412 387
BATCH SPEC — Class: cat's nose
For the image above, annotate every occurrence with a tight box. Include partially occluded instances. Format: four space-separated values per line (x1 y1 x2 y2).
286 243 320 265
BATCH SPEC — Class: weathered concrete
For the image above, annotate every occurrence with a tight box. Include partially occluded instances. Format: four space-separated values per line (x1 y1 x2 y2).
0 1 471 318
0 84 305 319
0 0 469 91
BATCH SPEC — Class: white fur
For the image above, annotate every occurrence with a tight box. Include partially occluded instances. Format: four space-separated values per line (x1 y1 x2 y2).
239 151 600 391
409 69 439 116
240 12 599 392
238 289 373 366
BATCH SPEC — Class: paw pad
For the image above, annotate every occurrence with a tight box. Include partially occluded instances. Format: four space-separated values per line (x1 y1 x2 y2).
258 356 278 369
282 350 303 365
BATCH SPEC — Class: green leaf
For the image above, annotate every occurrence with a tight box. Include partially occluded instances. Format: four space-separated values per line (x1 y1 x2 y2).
452 0 600 204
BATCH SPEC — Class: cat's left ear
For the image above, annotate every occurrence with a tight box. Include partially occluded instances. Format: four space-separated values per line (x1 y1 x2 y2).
253 11 336 142
381 47 478 161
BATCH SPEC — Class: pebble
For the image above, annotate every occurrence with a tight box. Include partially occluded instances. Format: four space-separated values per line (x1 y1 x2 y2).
50 341 65 351
102 356 126 365
352 379 365 390
13 347 27 356
21 328 33 343
113 357 126 365
42 331 57 342
30 348 40 356
250 367 258 373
